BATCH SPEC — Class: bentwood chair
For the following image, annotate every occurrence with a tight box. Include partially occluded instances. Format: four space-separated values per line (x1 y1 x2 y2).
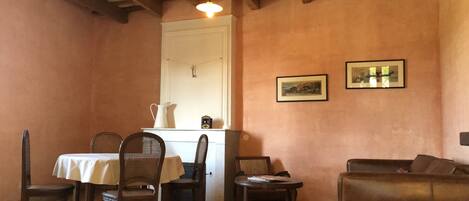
163 134 209 201
102 132 166 201
235 156 290 177
234 156 290 201
90 132 123 153
21 129 75 201
81 132 123 201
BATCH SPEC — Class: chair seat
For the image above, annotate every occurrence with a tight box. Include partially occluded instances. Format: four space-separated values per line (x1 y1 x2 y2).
169 178 200 188
99 184 119 190
103 189 155 200
25 184 74 196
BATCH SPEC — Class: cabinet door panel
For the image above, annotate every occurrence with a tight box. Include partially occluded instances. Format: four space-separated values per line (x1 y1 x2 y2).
205 142 218 201
165 31 225 129
162 141 218 201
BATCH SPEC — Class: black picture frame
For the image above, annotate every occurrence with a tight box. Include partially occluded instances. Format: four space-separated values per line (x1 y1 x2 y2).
276 74 328 102
345 59 406 89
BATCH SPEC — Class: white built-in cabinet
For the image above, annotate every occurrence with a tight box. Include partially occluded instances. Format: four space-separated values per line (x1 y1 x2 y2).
148 16 239 201
160 16 236 129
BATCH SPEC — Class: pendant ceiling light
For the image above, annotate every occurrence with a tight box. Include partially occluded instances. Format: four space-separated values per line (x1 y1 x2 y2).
196 1 223 18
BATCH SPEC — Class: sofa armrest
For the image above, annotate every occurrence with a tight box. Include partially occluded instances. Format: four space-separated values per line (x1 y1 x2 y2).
347 159 413 173
274 171 291 177
338 172 469 201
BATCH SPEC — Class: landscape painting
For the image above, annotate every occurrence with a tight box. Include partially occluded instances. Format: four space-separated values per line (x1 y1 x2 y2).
277 74 328 102
346 59 405 89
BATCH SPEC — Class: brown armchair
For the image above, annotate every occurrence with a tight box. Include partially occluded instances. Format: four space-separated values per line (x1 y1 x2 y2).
234 156 290 201
338 156 469 201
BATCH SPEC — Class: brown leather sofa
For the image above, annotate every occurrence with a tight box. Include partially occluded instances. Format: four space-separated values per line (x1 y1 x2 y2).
338 155 469 201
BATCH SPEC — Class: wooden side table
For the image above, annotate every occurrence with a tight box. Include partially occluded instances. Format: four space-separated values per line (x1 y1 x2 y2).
234 176 303 201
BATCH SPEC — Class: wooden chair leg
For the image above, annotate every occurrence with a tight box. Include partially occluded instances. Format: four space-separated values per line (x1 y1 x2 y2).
234 186 240 201
192 188 196 201
198 187 205 201
89 185 95 201
20 194 28 201
173 188 179 201
161 184 172 201
85 183 96 201
287 189 297 201
75 181 81 201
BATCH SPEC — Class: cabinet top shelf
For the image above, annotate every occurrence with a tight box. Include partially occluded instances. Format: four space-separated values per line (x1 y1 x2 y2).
142 128 240 132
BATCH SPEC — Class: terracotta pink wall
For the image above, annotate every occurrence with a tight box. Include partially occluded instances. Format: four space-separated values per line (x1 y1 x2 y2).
440 0 469 162
90 12 162 136
1 1 443 201
240 0 441 200
0 0 448 201
90 1 443 201
0 1 94 200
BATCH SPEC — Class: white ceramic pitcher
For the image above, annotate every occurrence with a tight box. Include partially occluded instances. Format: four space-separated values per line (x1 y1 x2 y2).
150 103 169 128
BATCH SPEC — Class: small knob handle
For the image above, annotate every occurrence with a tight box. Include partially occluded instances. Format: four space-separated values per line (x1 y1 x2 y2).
191 65 197 78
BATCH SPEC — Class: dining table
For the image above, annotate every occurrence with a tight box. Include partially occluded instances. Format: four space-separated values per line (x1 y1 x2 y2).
53 153 185 201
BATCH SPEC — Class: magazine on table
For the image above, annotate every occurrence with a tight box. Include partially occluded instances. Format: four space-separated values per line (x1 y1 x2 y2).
247 175 291 183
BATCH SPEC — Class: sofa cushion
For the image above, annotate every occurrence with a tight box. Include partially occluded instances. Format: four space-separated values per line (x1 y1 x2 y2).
454 165 469 175
338 172 469 201
424 159 456 174
396 168 409 173
410 155 438 173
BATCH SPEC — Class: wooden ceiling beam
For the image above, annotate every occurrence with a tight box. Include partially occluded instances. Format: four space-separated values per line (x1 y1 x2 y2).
192 0 204 6
132 0 162 16
303 0 314 3
123 6 145 13
66 0 128 23
111 1 138 8
246 0 260 10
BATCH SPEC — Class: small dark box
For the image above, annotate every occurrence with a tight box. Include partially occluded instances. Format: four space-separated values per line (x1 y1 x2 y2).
460 132 469 146
201 115 212 129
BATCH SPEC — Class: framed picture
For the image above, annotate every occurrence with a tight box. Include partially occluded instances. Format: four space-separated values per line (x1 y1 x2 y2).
346 59 405 89
276 74 328 102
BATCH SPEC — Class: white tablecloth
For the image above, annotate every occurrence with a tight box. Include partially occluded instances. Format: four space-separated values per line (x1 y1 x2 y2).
53 153 185 185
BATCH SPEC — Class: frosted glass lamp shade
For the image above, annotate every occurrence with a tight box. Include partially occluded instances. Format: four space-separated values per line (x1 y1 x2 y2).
196 1 223 18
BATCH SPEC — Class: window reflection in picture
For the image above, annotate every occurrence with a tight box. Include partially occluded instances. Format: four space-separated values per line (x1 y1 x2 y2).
346 59 405 89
